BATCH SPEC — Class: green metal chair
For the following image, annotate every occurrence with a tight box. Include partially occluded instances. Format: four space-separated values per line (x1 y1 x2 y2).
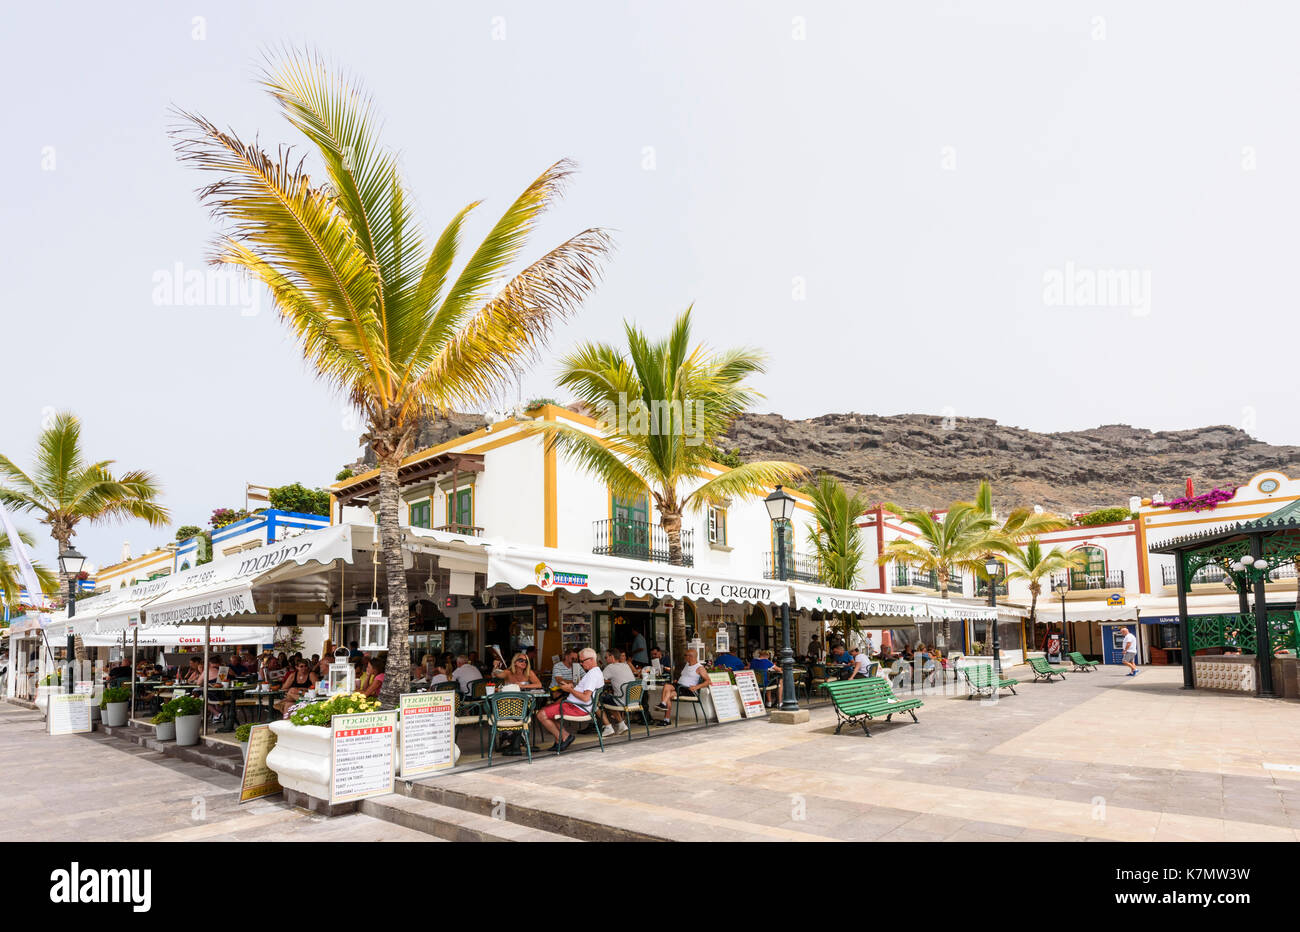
672 680 711 728
557 687 605 754
601 680 651 740
485 692 534 766
453 690 486 757
753 667 781 707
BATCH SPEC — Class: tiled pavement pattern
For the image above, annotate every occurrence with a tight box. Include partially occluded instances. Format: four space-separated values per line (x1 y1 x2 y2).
0 704 436 841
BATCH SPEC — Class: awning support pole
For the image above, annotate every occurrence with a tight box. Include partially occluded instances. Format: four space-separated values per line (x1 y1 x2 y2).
202 622 210 738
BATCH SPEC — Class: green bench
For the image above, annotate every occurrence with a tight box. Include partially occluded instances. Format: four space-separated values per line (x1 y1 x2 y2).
961 663 1019 698
1068 651 1100 672
1028 656 1067 682
824 678 922 737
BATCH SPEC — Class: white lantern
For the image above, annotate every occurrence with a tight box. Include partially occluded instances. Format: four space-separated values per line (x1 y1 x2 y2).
327 648 355 696
360 603 388 652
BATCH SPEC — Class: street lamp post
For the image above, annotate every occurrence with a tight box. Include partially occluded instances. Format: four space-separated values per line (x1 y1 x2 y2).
764 485 801 717
984 554 1002 674
1055 579 1069 661
58 546 87 695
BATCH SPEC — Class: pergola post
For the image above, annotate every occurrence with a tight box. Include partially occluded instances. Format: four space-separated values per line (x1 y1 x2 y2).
1175 551 1193 690
1249 534 1275 697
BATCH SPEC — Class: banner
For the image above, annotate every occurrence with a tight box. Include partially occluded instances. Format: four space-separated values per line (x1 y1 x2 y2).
330 710 398 804
399 691 455 777
0 499 50 610
238 724 282 803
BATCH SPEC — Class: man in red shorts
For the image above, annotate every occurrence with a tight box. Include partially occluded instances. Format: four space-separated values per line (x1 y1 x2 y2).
537 647 605 751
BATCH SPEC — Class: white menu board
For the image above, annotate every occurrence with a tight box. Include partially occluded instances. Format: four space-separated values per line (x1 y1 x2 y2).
74 681 94 696
733 670 767 718
48 694 93 735
706 671 742 723
399 692 455 777
330 710 398 804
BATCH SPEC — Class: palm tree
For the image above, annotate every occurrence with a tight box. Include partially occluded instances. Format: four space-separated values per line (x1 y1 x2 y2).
0 529 59 607
536 308 806 663
173 50 610 706
0 412 170 633
805 473 872 642
1004 538 1087 643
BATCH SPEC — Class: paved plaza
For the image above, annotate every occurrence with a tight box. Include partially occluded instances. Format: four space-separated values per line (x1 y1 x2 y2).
4 664 1298 842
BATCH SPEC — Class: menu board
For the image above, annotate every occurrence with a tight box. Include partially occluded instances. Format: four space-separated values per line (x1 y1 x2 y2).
399 691 455 778
239 724 282 804
733 670 767 719
330 710 398 804
706 671 742 723
74 681 94 696
48 694 93 735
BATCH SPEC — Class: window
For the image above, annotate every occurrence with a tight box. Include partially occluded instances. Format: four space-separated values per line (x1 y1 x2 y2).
445 488 472 529
409 500 431 529
771 519 794 560
708 506 727 545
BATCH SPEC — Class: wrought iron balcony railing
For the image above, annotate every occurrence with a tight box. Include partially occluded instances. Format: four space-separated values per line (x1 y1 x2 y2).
1161 562 1297 586
893 565 962 592
592 519 693 567
761 552 823 584
1051 569 1125 591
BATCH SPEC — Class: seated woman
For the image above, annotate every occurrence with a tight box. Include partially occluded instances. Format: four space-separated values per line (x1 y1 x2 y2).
276 660 316 716
494 652 543 689
360 657 386 698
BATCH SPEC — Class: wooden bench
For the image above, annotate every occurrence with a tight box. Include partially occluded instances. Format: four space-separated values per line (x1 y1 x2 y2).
1029 657 1067 682
961 663 1019 698
1068 651 1101 672
824 678 922 737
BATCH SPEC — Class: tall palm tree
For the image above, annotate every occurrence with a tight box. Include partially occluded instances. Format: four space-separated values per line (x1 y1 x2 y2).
0 412 169 618
973 479 1069 545
536 308 806 663
173 50 610 706
0 530 59 608
1004 538 1087 639
805 474 872 642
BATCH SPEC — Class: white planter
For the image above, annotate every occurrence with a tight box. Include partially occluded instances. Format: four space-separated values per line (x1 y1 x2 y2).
154 720 176 741
103 702 129 727
239 741 249 761
36 684 58 715
175 714 201 746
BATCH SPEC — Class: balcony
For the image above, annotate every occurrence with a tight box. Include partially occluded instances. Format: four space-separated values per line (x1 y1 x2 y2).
592 519 693 567
1161 563 1297 587
761 552 824 584
975 577 1008 598
1051 569 1125 591
893 565 963 593
434 523 484 537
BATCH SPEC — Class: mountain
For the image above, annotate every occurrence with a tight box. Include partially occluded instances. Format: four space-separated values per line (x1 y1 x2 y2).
721 413 1300 513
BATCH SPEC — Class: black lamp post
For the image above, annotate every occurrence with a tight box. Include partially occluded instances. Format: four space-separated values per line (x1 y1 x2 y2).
1055 579 1069 661
984 554 1002 674
764 485 800 713
58 546 86 694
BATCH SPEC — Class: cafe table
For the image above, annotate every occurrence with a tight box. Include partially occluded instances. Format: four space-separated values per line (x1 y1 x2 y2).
239 687 285 724
203 684 255 732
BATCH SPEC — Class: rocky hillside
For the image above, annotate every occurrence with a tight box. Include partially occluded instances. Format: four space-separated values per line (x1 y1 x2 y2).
722 413 1300 513
358 409 1300 515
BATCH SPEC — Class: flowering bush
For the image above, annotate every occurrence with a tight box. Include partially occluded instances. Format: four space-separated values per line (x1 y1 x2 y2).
210 507 250 529
289 692 381 727
1160 487 1237 512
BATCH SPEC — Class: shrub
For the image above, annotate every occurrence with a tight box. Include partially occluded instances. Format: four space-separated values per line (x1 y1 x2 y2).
268 482 331 516
1075 507 1135 526
100 686 131 708
235 723 253 742
175 525 202 542
150 707 175 725
335 468 355 482
162 694 204 718
289 691 381 727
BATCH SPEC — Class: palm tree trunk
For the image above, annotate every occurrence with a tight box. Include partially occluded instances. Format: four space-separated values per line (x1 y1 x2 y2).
663 510 687 667
376 458 410 708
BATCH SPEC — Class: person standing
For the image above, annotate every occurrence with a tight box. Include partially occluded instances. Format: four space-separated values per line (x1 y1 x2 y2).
628 629 649 667
863 632 876 658
1119 626 1139 676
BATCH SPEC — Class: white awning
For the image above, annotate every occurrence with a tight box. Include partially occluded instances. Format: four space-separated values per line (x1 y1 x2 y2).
142 523 357 626
1058 603 1140 623
789 583 998 622
82 624 275 648
487 544 791 607
67 574 176 637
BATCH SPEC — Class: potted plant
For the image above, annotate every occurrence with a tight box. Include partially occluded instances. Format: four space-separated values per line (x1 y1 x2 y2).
235 723 252 759
168 694 205 746
151 705 176 741
100 686 132 727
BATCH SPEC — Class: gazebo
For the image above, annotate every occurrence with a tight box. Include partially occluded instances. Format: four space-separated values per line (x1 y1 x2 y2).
1150 499 1300 696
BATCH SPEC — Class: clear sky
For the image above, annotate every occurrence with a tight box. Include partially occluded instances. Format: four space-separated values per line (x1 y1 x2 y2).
3 0 1297 572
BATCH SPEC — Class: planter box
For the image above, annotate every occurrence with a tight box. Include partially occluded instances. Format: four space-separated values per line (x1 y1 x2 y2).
103 702 129 727
154 720 176 741
175 714 201 746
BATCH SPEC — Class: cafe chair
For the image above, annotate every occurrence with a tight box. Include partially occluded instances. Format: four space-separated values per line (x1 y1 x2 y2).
453 691 486 757
601 680 651 740
485 692 534 766
557 686 605 754
673 684 709 729
754 667 781 708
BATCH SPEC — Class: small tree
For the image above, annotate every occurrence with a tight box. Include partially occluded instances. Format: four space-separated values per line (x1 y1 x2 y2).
175 525 202 541
268 482 330 516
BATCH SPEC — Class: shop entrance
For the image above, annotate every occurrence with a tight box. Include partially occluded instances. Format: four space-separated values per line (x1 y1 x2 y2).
594 606 667 662
481 607 538 666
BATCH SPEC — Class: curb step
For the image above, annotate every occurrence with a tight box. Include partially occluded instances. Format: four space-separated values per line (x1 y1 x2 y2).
393 779 665 842
95 722 245 776
360 795 576 843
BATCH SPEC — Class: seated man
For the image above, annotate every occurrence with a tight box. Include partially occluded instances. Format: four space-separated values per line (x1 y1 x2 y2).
749 649 783 706
599 649 636 736
537 648 604 751
451 654 483 695
550 648 579 688
647 647 669 675
828 644 851 666
655 649 712 726
713 650 745 672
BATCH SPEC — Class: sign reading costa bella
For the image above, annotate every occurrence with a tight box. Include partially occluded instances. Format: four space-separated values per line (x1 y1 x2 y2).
143 524 355 627
488 545 791 606
81 625 275 648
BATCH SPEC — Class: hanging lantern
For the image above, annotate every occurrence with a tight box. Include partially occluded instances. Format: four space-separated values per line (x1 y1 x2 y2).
327 648 355 696
359 602 388 652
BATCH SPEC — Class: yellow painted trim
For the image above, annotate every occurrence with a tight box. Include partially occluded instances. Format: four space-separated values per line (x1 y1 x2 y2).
544 410 558 547
463 428 535 455
1143 509 1279 532
328 493 337 527
330 417 527 491
1140 492 1299 519
96 548 173 575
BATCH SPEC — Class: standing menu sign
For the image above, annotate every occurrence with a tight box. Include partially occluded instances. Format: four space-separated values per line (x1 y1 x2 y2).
238 723 282 803
330 710 398 804
74 681 94 696
733 670 767 718
48 694 93 735
707 671 742 723
399 692 455 778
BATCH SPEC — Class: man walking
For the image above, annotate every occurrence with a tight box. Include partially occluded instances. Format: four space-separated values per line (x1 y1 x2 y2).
1119 626 1139 676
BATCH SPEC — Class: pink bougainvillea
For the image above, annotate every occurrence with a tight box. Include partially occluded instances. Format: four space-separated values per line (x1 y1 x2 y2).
1160 487 1237 512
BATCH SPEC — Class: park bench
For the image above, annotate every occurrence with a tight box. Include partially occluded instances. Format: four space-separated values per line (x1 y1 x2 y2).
1028 656 1067 682
961 663 1019 698
1068 651 1100 672
824 678 922 737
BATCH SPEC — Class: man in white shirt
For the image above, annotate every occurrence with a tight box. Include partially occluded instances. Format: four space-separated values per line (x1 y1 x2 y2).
1119 627 1139 677
538 647 605 751
451 654 483 694
848 647 873 679
599 649 636 736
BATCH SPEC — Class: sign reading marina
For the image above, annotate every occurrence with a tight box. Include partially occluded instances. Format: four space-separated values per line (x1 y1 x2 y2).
329 710 398 804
